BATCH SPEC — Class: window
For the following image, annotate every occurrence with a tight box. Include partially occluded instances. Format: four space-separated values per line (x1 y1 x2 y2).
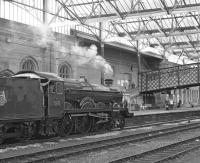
117 73 132 90
49 83 56 93
56 82 63 94
21 57 38 71
59 63 72 78
111 66 115 77
22 60 35 71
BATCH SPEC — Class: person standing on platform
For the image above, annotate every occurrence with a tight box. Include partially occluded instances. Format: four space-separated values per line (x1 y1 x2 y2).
165 99 169 110
169 96 174 110
165 94 170 110
177 100 181 108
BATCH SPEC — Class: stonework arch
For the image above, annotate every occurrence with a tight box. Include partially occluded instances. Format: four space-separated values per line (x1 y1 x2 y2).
20 56 38 71
58 62 72 78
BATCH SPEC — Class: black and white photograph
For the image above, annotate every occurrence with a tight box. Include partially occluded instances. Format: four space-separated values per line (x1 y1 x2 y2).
0 0 200 162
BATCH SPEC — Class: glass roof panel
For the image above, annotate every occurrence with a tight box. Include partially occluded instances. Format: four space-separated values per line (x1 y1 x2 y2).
1 0 200 62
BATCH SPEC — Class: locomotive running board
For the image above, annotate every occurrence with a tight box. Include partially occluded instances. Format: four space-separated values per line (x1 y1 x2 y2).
65 108 113 113
71 113 109 119
88 113 109 119
70 113 88 117
69 112 110 118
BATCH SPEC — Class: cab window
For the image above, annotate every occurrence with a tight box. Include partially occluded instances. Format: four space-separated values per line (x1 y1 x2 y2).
56 82 63 94
0 86 12 101
49 83 56 93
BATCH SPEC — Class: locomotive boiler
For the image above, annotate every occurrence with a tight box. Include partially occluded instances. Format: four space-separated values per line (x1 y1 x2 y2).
64 78 123 109
0 71 126 143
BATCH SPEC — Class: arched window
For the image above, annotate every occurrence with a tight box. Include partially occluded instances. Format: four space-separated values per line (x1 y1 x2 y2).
59 63 72 78
20 57 38 71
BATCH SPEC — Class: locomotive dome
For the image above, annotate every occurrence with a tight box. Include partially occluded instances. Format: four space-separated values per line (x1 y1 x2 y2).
12 71 64 82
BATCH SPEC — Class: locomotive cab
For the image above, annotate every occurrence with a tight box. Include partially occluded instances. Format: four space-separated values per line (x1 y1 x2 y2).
47 81 64 118
14 71 65 119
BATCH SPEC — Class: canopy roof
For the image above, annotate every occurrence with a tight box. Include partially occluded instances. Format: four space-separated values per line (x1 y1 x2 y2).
2 0 200 63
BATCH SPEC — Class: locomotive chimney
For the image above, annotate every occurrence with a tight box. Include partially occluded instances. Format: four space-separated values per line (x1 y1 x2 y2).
104 79 113 87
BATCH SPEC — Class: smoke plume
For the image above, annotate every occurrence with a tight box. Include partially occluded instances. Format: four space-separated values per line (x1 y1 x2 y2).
69 44 113 75
31 25 113 75
32 24 68 54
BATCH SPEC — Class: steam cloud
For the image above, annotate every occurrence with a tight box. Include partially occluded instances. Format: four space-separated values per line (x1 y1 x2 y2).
69 44 113 75
32 25 113 75
32 24 68 54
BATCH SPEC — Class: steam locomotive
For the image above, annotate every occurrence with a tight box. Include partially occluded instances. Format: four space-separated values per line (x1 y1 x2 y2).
0 71 127 143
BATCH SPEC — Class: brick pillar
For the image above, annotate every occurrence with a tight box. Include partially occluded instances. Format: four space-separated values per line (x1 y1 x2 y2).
183 88 186 105
174 89 177 105
185 88 190 107
179 88 182 105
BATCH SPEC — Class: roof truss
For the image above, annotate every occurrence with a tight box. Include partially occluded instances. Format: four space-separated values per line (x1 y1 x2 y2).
5 0 200 60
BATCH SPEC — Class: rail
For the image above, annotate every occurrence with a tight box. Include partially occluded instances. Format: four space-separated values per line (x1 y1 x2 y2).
1 119 200 163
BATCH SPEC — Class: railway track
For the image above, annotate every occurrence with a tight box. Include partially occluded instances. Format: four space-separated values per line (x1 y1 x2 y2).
1 119 200 163
109 135 200 163
1 116 198 148
124 116 200 129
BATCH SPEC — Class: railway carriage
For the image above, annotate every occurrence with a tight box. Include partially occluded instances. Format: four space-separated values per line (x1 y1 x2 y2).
0 71 127 143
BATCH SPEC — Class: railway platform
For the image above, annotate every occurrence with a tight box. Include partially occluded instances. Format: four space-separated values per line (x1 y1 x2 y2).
133 106 200 116
126 106 200 126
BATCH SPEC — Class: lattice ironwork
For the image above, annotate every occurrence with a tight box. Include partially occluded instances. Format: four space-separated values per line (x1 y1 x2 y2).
179 64 198 85
160 66 178 89
139 62 200 93
146 71 159 91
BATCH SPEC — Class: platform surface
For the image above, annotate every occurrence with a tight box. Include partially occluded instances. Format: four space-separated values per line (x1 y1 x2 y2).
133 106 200 116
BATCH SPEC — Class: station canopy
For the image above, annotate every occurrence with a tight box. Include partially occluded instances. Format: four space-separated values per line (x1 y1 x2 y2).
2 0 200 64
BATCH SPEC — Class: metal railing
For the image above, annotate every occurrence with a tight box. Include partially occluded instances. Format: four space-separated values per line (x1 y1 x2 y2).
139 62 200 93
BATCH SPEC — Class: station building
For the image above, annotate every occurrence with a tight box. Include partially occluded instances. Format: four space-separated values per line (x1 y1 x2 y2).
0 1 199 110
0 18 162 89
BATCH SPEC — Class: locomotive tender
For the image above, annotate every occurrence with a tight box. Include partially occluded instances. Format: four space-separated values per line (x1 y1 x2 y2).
0 71 126 143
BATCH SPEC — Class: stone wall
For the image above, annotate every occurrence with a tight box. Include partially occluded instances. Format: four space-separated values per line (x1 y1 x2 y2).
0 18 144 90
0 18 75 74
